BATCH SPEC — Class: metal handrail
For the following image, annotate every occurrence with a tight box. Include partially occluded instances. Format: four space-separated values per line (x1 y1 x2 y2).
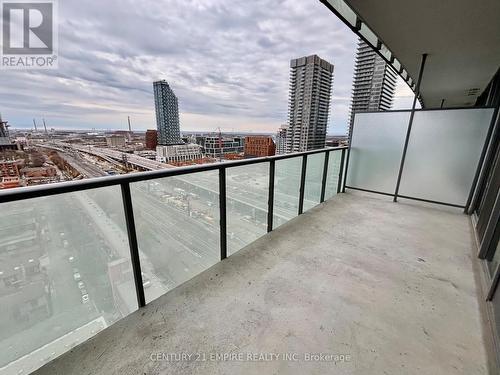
0 146 347 203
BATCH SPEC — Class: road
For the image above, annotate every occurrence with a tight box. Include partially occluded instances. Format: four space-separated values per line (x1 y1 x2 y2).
0 194 112 372
36 144 109 178
52 141 172 171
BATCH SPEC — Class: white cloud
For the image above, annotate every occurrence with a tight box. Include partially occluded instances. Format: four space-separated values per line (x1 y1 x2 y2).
1 0 413 135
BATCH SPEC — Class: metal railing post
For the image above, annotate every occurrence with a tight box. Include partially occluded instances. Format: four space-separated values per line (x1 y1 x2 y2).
219 168 227 259
267 160 275 232
298 154 307 214
320 151 330 203
394 53 428 202
337 148 346 194
120 183 146 308
343 133 353 194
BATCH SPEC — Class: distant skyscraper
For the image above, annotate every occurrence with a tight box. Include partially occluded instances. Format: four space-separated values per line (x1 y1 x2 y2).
153 80 182 145
276 124 288 155
286 55 334 153
349 39 397 135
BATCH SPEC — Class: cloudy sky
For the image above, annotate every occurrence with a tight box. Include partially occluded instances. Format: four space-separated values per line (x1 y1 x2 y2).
1 0 414 135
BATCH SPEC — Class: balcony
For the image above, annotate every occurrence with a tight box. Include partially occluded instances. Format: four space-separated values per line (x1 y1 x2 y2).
1 0 500 374
25 191 493 374
0 113 498 373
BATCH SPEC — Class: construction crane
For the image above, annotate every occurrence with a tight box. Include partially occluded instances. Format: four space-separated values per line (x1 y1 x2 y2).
215 126 222 162
127 116 132 142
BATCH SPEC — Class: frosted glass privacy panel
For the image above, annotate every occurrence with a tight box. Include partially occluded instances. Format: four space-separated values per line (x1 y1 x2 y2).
399 108 493 206
347 111 410 194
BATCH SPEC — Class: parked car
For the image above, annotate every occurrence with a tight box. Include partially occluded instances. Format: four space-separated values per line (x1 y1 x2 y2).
81 294 89 304
77 281 85 289
73 272 81 281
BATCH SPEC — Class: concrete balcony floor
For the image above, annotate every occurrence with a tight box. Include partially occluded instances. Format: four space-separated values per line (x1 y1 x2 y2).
34 192 493 374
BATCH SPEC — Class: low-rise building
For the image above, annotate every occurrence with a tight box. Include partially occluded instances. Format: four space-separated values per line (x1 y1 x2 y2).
0 205 48 335
197 136 244 158
156 144 203 163
106 135 127 148
244 136 276 157
0 176 21 189
145 130 158 150
21 166 57 178
0 159 24 177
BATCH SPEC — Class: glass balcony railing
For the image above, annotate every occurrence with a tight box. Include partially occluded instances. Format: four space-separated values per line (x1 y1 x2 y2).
0 146 346 374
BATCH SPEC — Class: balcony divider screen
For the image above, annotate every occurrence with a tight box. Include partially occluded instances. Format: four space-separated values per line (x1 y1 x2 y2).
399 108 493 206
347 108 495 207
347 111 410 194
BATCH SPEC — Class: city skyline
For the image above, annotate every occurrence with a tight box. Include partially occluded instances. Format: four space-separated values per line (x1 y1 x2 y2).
0 0 413 136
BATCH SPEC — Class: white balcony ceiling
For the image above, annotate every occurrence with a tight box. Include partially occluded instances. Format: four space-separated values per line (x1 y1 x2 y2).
344 0 500 107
